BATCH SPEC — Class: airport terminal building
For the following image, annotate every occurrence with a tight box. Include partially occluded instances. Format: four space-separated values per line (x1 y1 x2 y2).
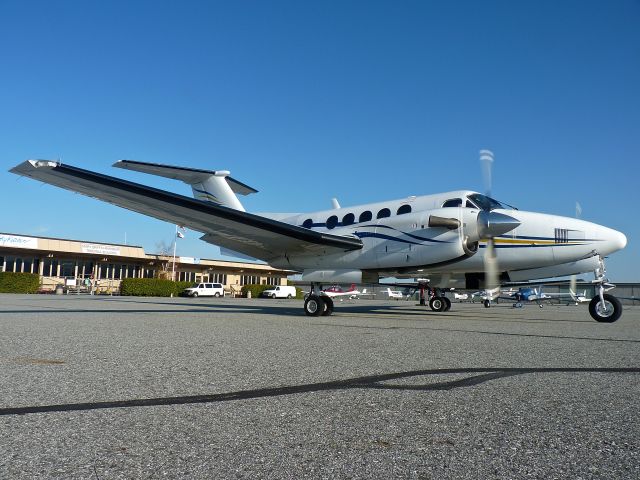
0 232 291 295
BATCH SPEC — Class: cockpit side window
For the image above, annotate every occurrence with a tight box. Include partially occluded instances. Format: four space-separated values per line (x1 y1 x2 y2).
442 198 462 208
466 193 515 211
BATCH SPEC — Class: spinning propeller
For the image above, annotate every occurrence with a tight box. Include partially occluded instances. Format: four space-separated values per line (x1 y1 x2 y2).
479 150 501 296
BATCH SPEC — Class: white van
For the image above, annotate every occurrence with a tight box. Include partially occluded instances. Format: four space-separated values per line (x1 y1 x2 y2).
261 285 297 299
183 282 224 298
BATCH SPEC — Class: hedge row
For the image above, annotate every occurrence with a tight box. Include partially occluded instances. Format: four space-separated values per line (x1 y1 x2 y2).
0 272 40 293
119 278 193 297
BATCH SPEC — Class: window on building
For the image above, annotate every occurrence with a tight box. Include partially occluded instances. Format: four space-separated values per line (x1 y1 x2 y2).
5 256 15 272
359 211 372 222
23 258 32 273
397 205 412 215
377 208 391 219
61 260 75 277
43 259 58 277
100 265 110 279
0 256 4 272
241 275 260 285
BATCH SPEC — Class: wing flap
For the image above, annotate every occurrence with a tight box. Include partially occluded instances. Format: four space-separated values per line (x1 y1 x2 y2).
10 160 362 261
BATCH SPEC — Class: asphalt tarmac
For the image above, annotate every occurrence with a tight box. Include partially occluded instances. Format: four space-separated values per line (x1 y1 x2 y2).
1 294 639 479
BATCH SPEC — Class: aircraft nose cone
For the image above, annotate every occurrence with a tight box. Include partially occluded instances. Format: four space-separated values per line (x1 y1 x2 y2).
612 230 627 252
477 211 521 238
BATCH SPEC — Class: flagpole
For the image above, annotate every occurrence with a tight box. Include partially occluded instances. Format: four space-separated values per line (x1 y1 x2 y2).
172 225 177 281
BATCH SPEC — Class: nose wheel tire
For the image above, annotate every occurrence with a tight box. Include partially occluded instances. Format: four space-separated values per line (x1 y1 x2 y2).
589 294 622 323
483 299 490 308
304 295 325 316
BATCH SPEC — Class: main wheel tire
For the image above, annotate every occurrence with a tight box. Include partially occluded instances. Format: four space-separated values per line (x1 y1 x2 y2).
321 297 334 316
304 295 325 317
443 297 452 311
589 294 622 323
483 299 490 308
429 296 446 312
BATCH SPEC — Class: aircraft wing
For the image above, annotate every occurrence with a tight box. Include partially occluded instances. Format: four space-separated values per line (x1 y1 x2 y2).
9 160 363 261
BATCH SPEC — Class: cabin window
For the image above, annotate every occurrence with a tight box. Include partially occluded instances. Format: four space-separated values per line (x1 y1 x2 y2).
302 218 313 229
442 198 462 208
397 204 412 215
326 215 338 229
342 213 355 226
465 200 476 208
359 211 373 222
377 208 391 219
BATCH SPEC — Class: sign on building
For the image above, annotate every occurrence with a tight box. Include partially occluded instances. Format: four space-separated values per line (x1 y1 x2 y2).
81 243 122 256
0 234 38 249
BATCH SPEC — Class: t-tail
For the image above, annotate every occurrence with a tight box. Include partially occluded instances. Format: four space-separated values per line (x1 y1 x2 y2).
114 160 257 211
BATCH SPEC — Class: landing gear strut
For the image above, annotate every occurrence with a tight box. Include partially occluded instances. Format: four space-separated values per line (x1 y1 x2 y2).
589 256 623 323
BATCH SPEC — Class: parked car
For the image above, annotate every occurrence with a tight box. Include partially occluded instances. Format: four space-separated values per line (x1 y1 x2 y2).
183 282 224 298
261 285 297 299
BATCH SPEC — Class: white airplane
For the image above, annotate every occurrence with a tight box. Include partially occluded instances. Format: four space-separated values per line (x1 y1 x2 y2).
385 288 405 300
453 292 470 301
9 159 628 322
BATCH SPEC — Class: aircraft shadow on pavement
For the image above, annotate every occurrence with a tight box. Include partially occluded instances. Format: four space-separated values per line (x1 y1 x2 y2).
0 296 599 323
1 366 639 416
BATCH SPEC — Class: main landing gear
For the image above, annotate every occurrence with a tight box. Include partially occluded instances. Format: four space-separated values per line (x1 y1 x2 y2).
304 283 334 317
426 286 451 312
589 256 623 323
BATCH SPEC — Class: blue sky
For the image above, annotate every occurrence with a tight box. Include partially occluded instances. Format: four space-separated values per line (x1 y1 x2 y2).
1 0 638 280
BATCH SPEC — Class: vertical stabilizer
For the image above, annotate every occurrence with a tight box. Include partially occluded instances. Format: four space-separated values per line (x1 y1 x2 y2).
191 171 245 211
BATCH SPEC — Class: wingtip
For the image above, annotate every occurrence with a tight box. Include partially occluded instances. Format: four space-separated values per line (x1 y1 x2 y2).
10 159 59 175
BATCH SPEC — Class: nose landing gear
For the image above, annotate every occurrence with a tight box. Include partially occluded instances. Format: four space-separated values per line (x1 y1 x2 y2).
590 256 623 323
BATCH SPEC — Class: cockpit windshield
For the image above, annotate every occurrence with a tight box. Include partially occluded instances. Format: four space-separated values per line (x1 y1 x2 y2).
466 193 516 211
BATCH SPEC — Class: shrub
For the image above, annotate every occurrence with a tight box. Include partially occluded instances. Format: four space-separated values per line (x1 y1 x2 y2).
0 272 40 294
241 284 271 298
120 278 192 297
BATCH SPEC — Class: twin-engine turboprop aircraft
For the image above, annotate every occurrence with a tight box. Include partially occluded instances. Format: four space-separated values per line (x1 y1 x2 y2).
10 159 627 322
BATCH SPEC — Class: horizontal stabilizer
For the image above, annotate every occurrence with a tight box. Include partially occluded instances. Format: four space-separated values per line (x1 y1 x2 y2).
114 160 258 195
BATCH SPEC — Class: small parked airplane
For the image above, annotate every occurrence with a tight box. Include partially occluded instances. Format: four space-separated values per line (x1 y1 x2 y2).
385 288 405 300
9 157 628 322
322 284 361 299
